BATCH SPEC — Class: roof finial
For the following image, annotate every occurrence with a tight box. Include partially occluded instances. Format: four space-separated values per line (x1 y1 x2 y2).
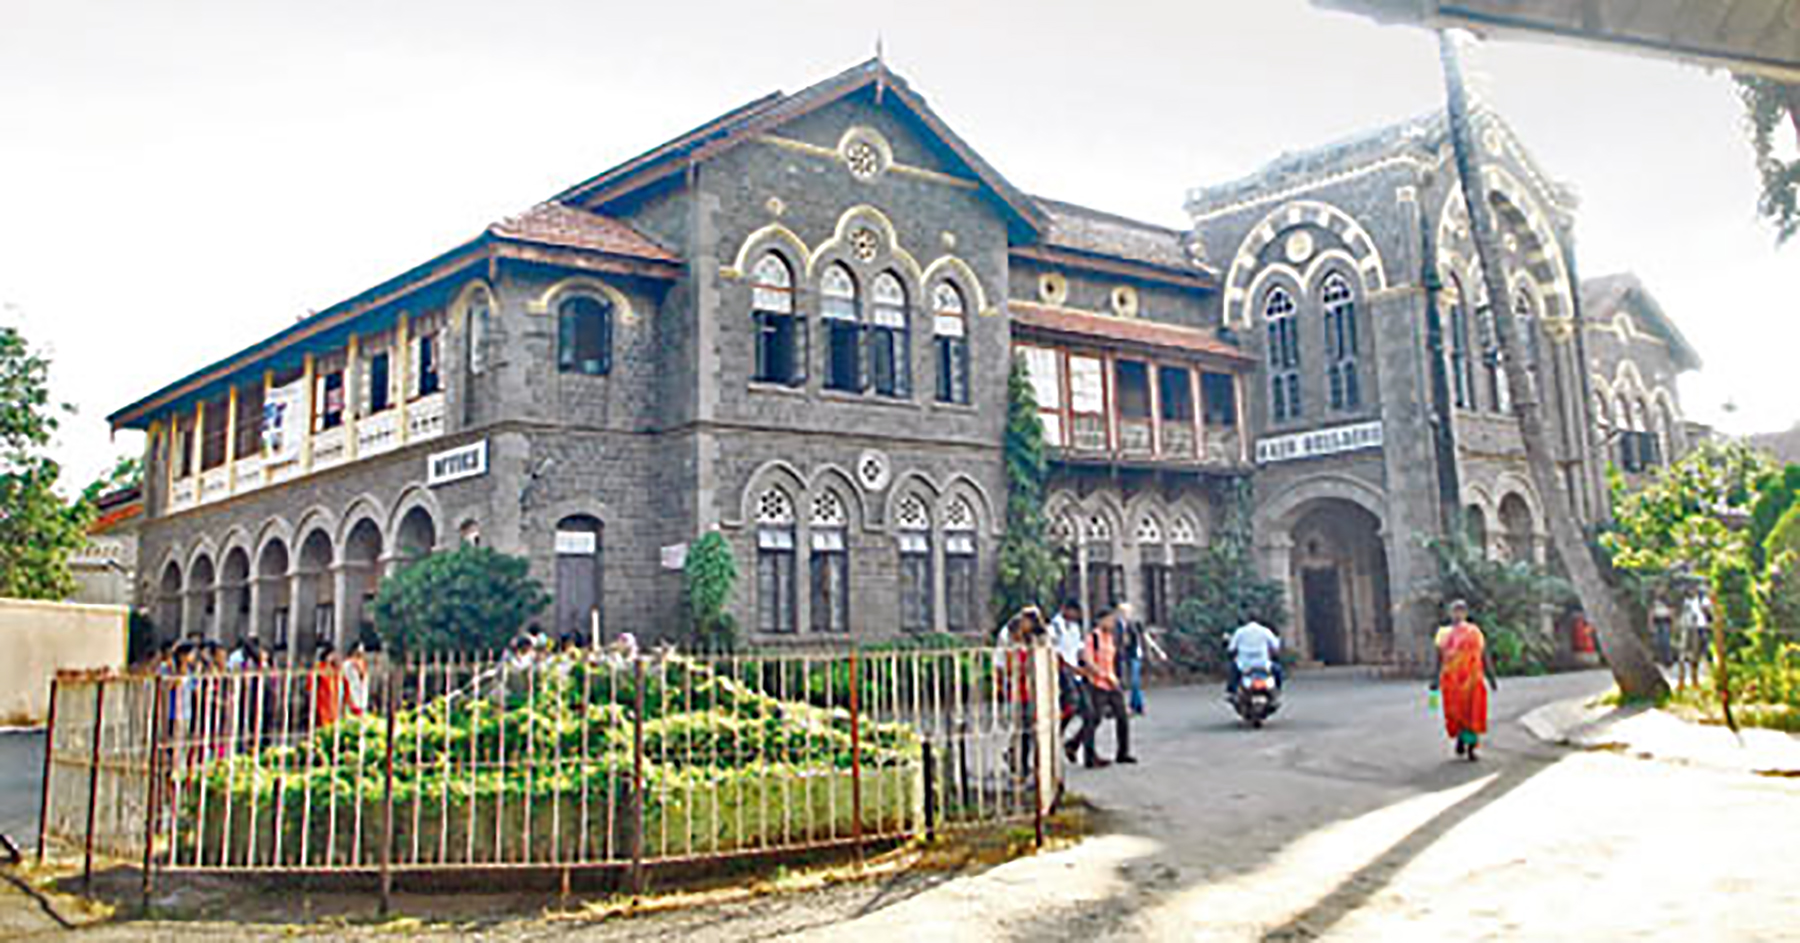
874 33 886 102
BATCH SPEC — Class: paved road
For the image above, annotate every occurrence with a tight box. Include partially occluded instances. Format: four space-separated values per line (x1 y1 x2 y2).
13 671 1800 940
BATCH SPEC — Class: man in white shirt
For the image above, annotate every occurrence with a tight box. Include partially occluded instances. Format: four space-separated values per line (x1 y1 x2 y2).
1050 600 1088 743
1227 619 1282 694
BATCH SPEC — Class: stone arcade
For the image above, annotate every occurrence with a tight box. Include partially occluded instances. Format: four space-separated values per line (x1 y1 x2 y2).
112 61 1698 666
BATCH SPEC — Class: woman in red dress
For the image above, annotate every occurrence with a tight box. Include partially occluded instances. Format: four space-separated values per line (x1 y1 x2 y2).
1432 600 1498 761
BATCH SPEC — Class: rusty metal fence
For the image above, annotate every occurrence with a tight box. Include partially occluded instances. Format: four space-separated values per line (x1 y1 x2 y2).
41 644 1061 892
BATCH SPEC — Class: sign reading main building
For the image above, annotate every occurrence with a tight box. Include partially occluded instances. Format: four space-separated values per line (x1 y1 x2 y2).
1256 421 1383 465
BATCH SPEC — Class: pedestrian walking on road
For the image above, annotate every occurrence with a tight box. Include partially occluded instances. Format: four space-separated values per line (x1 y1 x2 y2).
1431 599 1497 761
1069 608 1136 768
1117 602 1147 716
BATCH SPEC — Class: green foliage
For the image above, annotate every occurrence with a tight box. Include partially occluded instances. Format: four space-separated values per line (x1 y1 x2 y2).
1751 464 1800 569
1736 76 1800 244
993 356 1065 621
1604 441 1774 613
683 530 738 651
1428 526 1575 675
0 324 90 600
1166 483 1286 674
82 455 142 504
369 545 550 657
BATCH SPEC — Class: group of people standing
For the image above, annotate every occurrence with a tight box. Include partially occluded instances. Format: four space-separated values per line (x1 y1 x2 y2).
1046 600 1146 769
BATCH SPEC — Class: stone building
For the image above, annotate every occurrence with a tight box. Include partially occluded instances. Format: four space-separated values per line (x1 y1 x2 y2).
110 61 1251 655
1189 113 1700 668
111 61 1699 666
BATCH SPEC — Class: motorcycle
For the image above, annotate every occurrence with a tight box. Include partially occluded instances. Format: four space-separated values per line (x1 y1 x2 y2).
1233 666 1281 728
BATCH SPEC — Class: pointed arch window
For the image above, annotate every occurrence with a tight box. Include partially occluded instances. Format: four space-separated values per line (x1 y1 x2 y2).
822 264 862 392
869 271 911 398
755 486 797 634
752 253 803 386
1512 288 1540 403
1482 303 1510 414
944 496 978 632
897 494 933 633
1322 273 1361 411
1264 287 1301 422
557 294 613 376
809 489 850 634
1446 280 1475 410
932 282 969 405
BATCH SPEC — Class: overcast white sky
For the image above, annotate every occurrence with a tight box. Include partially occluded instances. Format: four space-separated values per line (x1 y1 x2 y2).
3 0 1795 492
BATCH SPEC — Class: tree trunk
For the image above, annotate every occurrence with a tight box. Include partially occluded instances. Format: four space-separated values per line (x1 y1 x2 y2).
1437 31 1668 701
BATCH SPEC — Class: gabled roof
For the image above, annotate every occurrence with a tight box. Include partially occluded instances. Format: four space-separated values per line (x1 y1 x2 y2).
1580 273 1702 371
489 203 681 263
554 58 1048 241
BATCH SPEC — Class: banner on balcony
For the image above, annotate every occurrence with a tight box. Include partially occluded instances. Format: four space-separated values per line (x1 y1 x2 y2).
1255 420 1383 465
262 380 307 462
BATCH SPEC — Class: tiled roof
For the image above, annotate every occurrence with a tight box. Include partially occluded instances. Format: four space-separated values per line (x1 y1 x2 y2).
1010 301 1251 363
1034 198 1201 274
489 203 682 264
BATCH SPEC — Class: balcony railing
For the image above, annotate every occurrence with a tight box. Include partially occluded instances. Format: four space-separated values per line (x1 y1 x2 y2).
169 477 197 513
1071 414 1108 452
357 409 401 459
233 455 264 494
199 467 231 504
1161 423 1196 459
407 392 446 443
1204 428 1243 464
1119 418 1154 457
311 425 349 471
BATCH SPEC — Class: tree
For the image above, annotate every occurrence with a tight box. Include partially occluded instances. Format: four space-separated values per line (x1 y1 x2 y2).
993 355 1064 621
369 545 550 657
0 324 90 600
683 530 738 651
1439 32 1668 700
1428 525 1576 675
82 455 142 504
1736 76 1800 243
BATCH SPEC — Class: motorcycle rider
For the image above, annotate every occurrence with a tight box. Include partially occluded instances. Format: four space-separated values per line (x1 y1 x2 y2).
1226 618 1283 695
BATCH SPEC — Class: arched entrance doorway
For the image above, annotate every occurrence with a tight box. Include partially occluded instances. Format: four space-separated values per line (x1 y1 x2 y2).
1289 499 1391 666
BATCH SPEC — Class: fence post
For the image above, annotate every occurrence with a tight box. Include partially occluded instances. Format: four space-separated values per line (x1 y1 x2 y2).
140 677 164 914
36 676 59 864
81 680 107 890
379 662 398 917
920 739 936 840
1032 645 1045 849
849 648 862 866
629 656 645 896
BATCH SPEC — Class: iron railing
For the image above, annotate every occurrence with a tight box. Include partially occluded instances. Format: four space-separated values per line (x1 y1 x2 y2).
41 644 1062 896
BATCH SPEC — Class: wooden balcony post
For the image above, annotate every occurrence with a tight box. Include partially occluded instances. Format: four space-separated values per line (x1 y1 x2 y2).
194 399 207 479
1191 366 1204 461
301 353 317 473
345 333 361 462
396 313 411 445
224 385 239 492
1147 360 1162 458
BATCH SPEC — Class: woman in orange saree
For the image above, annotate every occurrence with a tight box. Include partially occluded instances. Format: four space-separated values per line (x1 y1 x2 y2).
1432 600 1498 761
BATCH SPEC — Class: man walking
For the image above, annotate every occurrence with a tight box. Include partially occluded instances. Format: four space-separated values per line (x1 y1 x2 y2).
1117 601 1147 716
1051 600 1087 743
1070 608 1137 768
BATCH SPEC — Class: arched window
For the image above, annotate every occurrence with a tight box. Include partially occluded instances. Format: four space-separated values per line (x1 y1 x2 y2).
1482 304 1510 414
944 496 978 633
1084 514 1120 618
752 253 802 386
555 515 603 642
869 271 911 398
1136 513 1172 626
932 282 969 405
1513 288 1541 384
557 295 613 376
1445 279 1475 410
822 264 862 392
467 287 492 376
1322 273 1360 411
755 487 797 634
896 494 933 633
809 489 849 634
1264 287 1301 422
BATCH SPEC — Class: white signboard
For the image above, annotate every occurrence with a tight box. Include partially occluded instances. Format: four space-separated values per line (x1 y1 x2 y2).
262 379 308 463
427 440 488 486
556 531 597 555
661 543 689 570
1255 421 1384 465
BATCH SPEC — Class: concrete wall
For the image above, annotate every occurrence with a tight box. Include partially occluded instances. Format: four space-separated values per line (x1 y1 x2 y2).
0 598 128 726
